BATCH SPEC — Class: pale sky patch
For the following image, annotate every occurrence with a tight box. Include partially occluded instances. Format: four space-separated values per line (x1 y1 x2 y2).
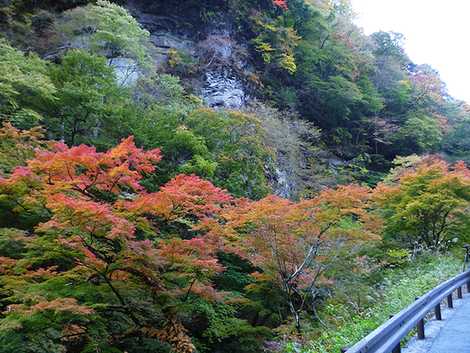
351 0 470 103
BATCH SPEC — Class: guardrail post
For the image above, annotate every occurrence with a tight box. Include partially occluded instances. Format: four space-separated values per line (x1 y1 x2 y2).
346 271 470 353
392 342 401 353
435 303 442 320
417 318 425 339
447 293 454 308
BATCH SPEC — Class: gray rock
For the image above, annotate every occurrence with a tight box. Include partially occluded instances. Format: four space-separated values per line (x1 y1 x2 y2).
125 4 251 108
198 19 249 109
273 166 296 199
109 57 140 86
202 70 246 109
152 34 190 50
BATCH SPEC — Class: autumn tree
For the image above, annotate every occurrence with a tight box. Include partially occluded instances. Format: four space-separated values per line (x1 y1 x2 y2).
375 157 470 252
0 136 241 352
209 185 381 331
0 126 386 349
0 122 47 176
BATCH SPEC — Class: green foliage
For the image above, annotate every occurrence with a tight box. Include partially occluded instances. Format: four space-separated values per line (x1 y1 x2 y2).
167 48 200 77
131 104 273 199
443 118 470 162
302 255 460 353
59 0 152 69
214 253 254 292
339 153 386 186
383 154 424 183
393 114 443 155
0 305 99 353
1 1 470 351
0 39 56 128
134 74 195 109
187 109 273 198
0 123 46 176
186 299 272 353
210 324 272 353
0 228 27 259
48 49 127 146
251 14 300 74
385 248 411 267
377 159 470 251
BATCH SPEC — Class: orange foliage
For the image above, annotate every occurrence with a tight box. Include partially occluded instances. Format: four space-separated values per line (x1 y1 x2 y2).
0 132 385 339
125 174 233 220
26 136 161 196
0 256 16 274
23 266 58 279
40 194 135 240
273 0 288 10
205 184 381 330
373 157 470 250
0 135 234 316
158 237 224 275
219 185 380 276
7 298 94 316
61 324 87 343
143 318 196 353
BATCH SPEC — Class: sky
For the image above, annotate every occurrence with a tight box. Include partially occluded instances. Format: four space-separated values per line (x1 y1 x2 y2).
351 0 470 103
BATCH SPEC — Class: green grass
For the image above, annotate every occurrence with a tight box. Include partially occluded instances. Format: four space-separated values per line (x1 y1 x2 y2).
302 256 461 353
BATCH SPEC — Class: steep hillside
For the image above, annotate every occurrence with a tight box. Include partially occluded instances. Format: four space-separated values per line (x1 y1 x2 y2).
2 0 469 199
1 1 470 353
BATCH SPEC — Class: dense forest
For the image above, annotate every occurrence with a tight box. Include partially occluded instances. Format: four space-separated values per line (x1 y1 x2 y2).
1 0 470 352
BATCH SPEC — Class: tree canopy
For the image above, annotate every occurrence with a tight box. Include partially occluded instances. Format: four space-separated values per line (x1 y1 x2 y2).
1 0 470 351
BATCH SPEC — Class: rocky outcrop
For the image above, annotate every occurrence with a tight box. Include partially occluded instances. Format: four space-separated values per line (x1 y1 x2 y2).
197 20 249 109
127 1 250 109
203 70 246 108
124 1 341 199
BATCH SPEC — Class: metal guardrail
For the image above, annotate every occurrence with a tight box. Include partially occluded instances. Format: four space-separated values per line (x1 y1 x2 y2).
343 268 470 353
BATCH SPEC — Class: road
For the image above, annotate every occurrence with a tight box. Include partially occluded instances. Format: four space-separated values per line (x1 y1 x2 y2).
404 291 470 353
427 295 470 353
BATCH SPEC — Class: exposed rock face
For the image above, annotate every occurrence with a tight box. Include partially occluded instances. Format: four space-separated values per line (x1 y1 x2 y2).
273 165 296 199
124 2 336 199
202 70 246 108
127 1 197 68
150 32 196 67
127 1 249 109
109 57 140 86
198 21 249 109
